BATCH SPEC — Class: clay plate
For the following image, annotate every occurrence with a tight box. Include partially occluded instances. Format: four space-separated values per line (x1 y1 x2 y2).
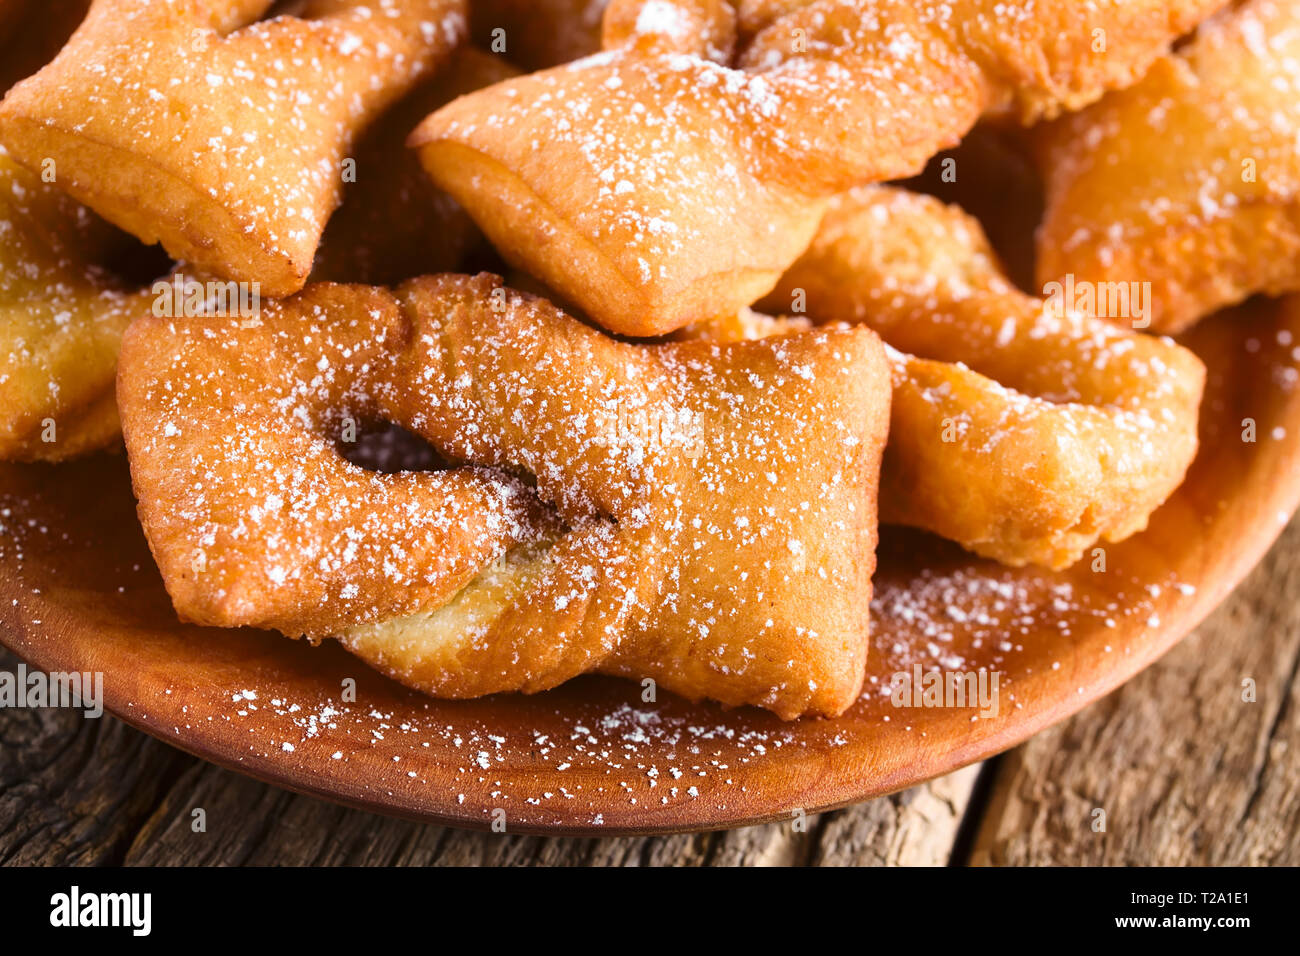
2 297 1300 835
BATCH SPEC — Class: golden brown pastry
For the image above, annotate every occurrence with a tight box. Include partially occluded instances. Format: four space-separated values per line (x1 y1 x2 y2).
0 0 164 463
0 147 155 461
0 0 467 297
1036 0 1300 333
118 273 892 718
748 187 1205 569
0 40 507 464
411 0 1226 337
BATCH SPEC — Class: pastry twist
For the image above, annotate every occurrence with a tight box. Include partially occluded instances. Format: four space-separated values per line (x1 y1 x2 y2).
1036 0 1300 332
118 273 891 718
412 0 1226 336
0 0 467 296
1 40 519 463
746 187 1205 569
0 147 155 461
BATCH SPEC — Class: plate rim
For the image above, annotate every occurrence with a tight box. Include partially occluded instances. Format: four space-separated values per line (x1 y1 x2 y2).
4 305 1300 836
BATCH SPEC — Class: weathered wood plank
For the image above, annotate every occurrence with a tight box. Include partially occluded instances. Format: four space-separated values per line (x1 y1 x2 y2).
971 515 1300 866
17 518 1298 865
117 760 975 865
0 647 191 865
0 653 976 865
812 764 982 866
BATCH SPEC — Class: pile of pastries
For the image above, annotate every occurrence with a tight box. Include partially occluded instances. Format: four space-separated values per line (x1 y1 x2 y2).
1 0 1296 719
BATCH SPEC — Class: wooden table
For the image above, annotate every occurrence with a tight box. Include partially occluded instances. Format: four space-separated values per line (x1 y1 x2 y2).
3 514 1297 867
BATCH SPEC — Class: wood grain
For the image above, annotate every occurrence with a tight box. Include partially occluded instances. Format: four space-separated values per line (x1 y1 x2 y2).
2 512 1297 863
971 515 1300 866
0 642 977 865
0 661 190 866
3 296 1300 852
4 293 1300 834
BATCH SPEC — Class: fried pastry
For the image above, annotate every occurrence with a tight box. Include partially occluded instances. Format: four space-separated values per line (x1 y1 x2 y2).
0 0 467 297
1036 0 1300 333
0 147 155 462
118 274 891 718
411 0 1226 337
751 187 1205 569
